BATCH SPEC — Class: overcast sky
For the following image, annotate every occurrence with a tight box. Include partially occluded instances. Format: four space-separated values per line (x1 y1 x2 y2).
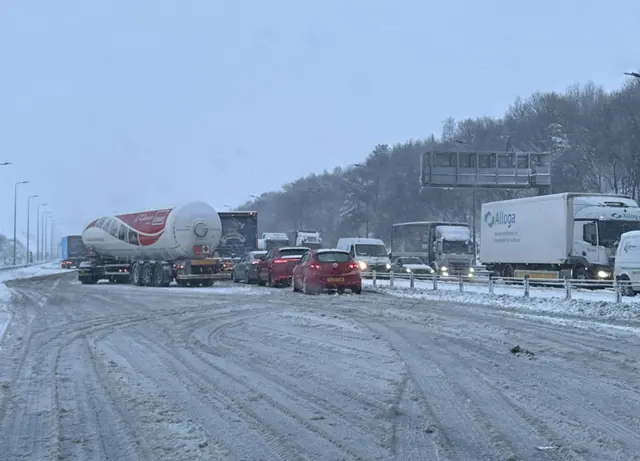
1 0 638 243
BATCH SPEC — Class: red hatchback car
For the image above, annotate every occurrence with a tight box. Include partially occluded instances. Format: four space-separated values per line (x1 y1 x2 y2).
292 249 362 294
257 246 310 287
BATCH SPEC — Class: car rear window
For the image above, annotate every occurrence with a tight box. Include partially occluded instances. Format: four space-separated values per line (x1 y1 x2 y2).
316 252 350 263
279 248 308 258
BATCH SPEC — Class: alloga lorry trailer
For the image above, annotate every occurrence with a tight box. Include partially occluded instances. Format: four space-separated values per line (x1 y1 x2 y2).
479 193 640 280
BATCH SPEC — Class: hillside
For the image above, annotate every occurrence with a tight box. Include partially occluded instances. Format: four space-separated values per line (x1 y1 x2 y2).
237 79 640 245
0 233 28 267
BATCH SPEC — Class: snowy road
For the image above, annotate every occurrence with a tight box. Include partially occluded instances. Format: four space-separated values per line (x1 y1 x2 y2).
0 273 639 461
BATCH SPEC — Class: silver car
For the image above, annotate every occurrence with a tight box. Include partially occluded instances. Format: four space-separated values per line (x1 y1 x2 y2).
232 250 267 284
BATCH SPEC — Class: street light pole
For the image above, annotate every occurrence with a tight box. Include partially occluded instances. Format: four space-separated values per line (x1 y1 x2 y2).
13 180 29 265
44 216 52 261
26 195 39 263
41 211 50 262
37 204 48 262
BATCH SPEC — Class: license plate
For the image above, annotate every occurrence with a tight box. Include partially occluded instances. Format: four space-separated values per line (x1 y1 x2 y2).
327 277 344 283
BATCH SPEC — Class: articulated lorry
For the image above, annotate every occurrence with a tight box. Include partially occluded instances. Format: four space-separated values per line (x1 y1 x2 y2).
60 235 88 268
390 221 475 276
257 232 290 250
78 201 227 287
480 193 640 280
288 230 323 249
215 211 259 258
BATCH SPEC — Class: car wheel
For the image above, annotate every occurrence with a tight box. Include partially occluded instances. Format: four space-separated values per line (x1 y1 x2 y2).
352 285 362 295
337 287 345 295
303 277 314 295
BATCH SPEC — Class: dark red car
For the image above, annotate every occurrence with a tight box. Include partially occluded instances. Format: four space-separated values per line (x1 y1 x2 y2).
257 246 310 287
292 249 362 294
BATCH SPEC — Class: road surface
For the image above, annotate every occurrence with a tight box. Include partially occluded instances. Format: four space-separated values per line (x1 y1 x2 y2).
0 272 639 461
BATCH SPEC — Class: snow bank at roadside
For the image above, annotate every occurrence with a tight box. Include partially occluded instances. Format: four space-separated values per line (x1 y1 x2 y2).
363 278 640 323
1 262 70 342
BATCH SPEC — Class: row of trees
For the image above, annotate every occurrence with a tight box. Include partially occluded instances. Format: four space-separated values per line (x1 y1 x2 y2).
237 78 640 246
0 234 27 267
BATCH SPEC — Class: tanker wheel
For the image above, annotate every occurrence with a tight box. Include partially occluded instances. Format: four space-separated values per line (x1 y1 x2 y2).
176 279 188 287
152 263 167 287
141 262 153 286
132 262 143 286
201 279 214 287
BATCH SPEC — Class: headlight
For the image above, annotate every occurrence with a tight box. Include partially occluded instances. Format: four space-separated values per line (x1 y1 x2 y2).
440 266 447 272
469 267 475 273
597 270 610 278
442 272 449 277
358 261 367 270
386 263 391 270
405 267 411 273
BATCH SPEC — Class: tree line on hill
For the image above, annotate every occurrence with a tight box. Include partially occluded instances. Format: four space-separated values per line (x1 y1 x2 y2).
236 78 640 246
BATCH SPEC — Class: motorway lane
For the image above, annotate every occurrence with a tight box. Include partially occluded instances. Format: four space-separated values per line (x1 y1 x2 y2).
0 273 639 461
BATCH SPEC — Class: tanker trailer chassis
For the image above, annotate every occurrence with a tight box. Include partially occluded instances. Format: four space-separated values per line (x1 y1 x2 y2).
78 256 229 287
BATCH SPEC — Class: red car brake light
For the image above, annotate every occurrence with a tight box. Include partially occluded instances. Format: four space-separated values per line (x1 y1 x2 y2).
348 263 359 270
309 263 321 269
273 259 288 264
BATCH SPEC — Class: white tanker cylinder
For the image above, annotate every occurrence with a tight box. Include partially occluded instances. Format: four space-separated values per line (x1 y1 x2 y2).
82 201 223 261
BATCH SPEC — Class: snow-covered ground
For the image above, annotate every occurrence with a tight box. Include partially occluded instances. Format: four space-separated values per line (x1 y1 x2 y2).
1 276 639 460
364 277 640 324
0 262 70 342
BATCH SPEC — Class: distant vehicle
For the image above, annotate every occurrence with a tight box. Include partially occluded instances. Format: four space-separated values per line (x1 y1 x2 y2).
288 230 323 249
390 221 474 277
258 232 290 251
256 246 310 287
216 211 258 258
480 193 640 280
292 249 362 294
219 257 234 272
390 256 434 275
336 237 391 273
60 235 88 268
231 250 267 284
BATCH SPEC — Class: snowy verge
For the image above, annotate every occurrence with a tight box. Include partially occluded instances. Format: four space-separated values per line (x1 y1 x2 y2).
363 278 640 324
1 262 70 342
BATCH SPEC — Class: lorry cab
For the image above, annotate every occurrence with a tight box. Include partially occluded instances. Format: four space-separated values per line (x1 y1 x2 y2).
433 225 475 276
614 231 640 295
336 237 391 272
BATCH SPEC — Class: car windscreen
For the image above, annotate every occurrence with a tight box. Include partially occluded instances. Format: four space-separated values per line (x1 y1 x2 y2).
279 248 308 258
316 252 350 263
402 257 424 265
355 244 387 257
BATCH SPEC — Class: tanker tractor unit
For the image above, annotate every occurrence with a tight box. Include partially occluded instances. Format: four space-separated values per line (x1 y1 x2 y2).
480 193 640 281
78 201 225 287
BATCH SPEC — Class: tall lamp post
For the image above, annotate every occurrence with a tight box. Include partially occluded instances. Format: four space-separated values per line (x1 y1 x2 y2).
26 195 39 263
13 180 29 265
40 211 51 262
44 215 52 262
37 204 48 262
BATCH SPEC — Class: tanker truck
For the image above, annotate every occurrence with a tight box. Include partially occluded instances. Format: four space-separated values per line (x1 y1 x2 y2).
77 201 226 287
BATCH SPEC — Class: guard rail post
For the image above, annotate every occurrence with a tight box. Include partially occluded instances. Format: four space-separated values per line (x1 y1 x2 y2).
523 276 530 298
488 275 494 295
615 281 622 304
432 272 438 291
409 271 415 289
564 277 571 300
389 270 394 288
372 270 377 287
458 274 464 293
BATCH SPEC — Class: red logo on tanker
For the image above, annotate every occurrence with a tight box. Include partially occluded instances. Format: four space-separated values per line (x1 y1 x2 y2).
117 208 172 235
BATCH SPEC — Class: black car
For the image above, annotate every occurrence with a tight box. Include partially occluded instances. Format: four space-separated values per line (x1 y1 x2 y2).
231 250 267 284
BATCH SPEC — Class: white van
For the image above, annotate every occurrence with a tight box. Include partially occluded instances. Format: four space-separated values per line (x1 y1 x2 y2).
614 230 640 296
336 237 391 272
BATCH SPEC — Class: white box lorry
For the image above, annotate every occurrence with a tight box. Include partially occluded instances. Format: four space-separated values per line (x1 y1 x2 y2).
480 193 640 280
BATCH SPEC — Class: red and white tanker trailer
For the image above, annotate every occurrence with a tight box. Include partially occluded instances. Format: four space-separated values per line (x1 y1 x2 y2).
78 201 228 287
